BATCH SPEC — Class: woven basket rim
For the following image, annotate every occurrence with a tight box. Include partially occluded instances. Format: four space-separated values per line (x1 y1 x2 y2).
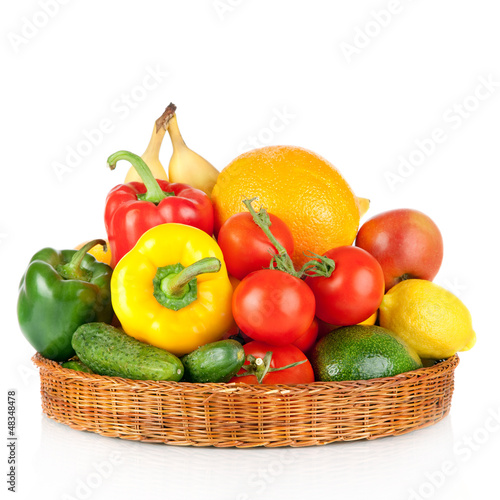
32 352 459 393
33 352 459 446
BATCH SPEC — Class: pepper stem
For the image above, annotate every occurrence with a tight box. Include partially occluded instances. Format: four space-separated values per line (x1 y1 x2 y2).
153 258 222 311
107 150 167 204
162 257 221 296
57 239 107 281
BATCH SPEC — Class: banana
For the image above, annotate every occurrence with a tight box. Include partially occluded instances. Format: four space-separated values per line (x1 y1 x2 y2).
124 104 174 183
165 107 220 198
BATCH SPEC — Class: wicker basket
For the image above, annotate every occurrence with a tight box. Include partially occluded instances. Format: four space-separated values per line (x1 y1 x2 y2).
33 353 458 448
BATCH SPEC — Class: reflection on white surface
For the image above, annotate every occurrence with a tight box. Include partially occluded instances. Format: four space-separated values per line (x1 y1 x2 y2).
26 413 465 500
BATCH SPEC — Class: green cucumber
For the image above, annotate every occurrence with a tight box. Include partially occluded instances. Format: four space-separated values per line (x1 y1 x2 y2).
181 339 245 383
61 359 94 373
72 323 184 381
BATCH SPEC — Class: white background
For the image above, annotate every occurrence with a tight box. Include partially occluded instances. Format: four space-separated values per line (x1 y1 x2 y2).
2 1 499 499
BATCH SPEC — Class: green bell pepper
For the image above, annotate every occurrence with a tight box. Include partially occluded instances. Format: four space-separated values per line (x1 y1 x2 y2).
17 239 113 361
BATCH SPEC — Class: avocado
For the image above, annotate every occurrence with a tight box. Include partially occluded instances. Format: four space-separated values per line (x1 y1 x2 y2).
311 325 422 382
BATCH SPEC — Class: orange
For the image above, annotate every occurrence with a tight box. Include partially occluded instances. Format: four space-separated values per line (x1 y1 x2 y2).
212 146 361 267
75 240 112 266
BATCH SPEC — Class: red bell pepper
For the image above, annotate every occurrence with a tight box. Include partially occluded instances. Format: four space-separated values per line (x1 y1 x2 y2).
105 150 214 267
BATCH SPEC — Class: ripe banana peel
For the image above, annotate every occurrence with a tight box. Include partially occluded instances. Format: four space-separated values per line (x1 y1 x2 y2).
124 105 173 183
166 111 220 198
126 103 366 210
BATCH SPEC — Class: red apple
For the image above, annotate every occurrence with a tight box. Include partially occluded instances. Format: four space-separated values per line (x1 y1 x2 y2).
355 208 443 291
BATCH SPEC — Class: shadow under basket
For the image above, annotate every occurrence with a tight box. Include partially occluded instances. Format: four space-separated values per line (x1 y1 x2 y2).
33 353 459 448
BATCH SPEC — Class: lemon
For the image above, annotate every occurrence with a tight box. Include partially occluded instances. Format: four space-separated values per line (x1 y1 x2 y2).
379 279 476 359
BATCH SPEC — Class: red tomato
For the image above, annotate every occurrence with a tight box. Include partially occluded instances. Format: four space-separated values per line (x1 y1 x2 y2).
305 246 384 326
316 317 337 339
217 212 294 280
229 341 315 384
292 318 318 355
232 269 315 346
221 323 240 340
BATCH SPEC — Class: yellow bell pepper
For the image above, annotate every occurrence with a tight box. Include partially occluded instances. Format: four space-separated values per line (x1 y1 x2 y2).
111 223 234 356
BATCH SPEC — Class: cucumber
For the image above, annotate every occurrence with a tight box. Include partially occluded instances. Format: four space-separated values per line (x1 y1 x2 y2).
72 323 184 381
61 359 94 373
181 339 245 383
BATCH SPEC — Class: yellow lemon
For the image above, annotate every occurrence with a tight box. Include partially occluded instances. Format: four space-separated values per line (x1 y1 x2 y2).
359 311 378 326
379 279 476 359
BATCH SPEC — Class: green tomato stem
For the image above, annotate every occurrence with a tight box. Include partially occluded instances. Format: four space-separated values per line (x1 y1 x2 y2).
242 198 337 279
242 198 300 278
236 351 306 384
300 251 336 279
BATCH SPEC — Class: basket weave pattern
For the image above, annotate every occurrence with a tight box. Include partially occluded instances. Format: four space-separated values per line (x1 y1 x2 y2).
33 353 458 448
